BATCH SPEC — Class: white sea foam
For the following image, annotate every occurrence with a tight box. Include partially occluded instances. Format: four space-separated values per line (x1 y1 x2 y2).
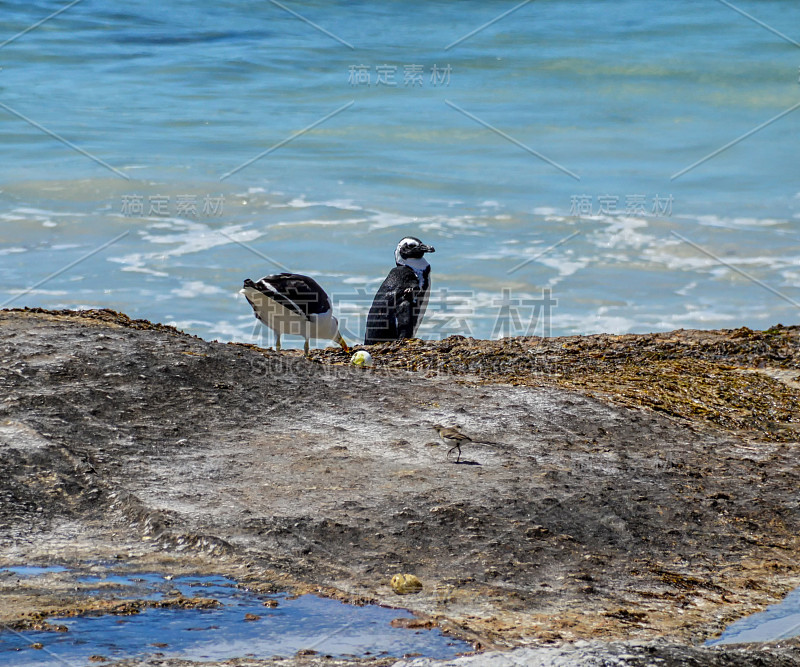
535 255 591 282
779 270 800 287
170 280 227 299
0 247 27 256
646 244 800 273
470 241 591 284
549 305 753 336
649 307 758 330
279 196 364 212
470 245 530 261
109 222 263 276
207 319 257 342
419 216 488 235
551 312 641 336
12 207 79 217
118 264 170 277
4 288 69 298
141 222 262 256
107 251 169 277
272 217 368 228
686 214 787 229
588 217 653 250
366 210 424 231
341 275 374 285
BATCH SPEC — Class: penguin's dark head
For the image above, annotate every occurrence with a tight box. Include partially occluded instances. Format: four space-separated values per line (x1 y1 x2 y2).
395 236 435 264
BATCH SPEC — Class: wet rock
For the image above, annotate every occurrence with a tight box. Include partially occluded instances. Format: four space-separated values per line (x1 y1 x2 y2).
2 309 800 666
393 639 800 666
391 574 424 595
391 617 438 630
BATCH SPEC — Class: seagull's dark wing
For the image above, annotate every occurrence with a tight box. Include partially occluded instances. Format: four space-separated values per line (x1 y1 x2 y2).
365 266 419 344
243 273 331 318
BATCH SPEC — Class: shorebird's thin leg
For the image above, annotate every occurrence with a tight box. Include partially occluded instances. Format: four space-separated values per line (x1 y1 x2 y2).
304 338 310 356
448 444 461 463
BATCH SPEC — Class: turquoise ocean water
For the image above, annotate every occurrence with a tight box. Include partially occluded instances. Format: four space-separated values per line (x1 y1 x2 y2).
1 0 799 347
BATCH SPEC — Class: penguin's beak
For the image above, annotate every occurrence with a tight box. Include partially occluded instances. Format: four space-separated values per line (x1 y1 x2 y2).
421 244 435 253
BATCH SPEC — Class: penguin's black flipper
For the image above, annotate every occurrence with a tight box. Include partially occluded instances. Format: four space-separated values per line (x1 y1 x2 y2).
365 266 419 344
394 287 417 339
364 293 398 343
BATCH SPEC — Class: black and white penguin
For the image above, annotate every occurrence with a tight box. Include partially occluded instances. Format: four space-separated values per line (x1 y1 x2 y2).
364 237 435 344
240 273 349 355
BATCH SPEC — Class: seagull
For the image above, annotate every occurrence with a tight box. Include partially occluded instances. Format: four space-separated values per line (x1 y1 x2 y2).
240 273 349 356
364 237 435 344
432 424 472 464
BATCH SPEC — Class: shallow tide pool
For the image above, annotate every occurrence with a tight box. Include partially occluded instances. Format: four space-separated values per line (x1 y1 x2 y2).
0 571 471 664
707 586 800 645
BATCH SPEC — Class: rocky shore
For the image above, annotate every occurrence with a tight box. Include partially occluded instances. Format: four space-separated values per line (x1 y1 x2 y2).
2 308 800 666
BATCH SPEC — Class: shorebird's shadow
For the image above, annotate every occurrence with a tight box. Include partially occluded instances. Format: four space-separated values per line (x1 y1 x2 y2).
451 460 480 466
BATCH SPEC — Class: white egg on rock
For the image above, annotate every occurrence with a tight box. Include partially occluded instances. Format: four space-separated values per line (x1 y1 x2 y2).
350 350 374 367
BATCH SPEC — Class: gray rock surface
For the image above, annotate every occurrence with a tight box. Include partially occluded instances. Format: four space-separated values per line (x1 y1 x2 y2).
2 309 800 666
394 640 800 666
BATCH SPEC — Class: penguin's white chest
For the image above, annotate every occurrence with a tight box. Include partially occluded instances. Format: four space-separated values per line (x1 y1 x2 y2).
402 257 430 288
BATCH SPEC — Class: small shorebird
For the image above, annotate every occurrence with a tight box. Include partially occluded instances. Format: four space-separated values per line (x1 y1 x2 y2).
365 237 435 344
432 424 472 463
240 273 349 356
